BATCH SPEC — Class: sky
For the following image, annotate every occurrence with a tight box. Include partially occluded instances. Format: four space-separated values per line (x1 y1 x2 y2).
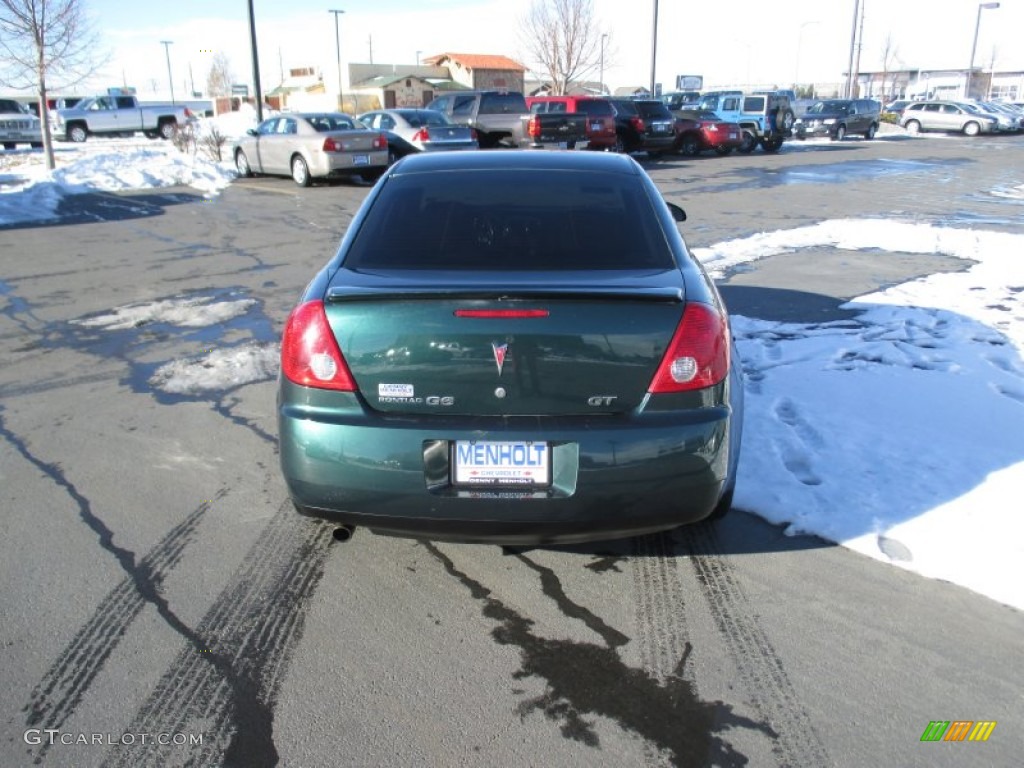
1 128 1022 611
43 0 1024 99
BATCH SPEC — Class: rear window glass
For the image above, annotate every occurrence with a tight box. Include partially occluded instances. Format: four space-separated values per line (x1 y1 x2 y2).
479 93 528 114
576 100 613 117
635 101 672 119
344 170 673 271
306 115 358 131
399 110 451 127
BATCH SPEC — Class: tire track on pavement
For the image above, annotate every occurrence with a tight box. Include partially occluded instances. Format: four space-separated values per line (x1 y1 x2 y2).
102 500 332 768
22 499 213 755
678 524 832 767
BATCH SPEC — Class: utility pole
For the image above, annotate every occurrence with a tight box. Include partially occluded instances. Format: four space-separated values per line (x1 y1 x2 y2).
247 0 264 121
649 0 659 96
600 33 607 94
329 9 346 111
844 0 860 98
161 41 176 105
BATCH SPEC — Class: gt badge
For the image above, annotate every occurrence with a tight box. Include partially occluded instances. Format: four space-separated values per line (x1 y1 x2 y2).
492 342 508 376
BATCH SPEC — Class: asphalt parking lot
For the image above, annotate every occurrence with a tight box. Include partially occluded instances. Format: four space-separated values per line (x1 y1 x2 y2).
1 133 1022 767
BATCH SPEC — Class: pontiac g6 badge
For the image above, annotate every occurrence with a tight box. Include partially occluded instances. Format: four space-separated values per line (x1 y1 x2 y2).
492 342 508 376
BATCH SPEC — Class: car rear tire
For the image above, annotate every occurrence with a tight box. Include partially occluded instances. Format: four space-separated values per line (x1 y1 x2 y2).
159 121 177 140
678 134 700 156
737 130 757 153
904 119 921 135
833 124 847 141
235 150 253 178
69 124 87 143
612 134 627 153
864 123 877 140
963 121 981 137
291 155 311 187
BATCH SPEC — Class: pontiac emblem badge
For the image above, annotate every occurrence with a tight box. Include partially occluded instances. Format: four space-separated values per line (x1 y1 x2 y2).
492 342 508 376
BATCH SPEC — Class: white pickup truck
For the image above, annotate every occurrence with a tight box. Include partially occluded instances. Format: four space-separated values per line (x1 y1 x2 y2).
53 95 193 142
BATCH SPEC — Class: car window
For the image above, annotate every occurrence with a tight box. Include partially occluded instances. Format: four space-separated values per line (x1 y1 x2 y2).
307 115 356 132
547 101 567 113
379 115 395 129
344 170 673 271
635 101 672 119
723 97 740 111
742 96 765 112
452 95 476 117
361 113 381 129
529 102 546 113
257 118 279 135
610 100 637 116
941 104 958 114
923 104 941 113
479 93 528 114
575 100 613 117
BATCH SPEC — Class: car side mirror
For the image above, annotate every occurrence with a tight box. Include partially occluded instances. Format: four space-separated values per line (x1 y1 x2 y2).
665 201 687 223
247 128 258 136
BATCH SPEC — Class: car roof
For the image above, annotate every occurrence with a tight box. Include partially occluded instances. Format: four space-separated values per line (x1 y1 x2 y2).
389 148 643 176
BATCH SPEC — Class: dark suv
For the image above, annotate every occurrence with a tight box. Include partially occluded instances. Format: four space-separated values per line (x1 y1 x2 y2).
794 99 881 141
605 98 676 154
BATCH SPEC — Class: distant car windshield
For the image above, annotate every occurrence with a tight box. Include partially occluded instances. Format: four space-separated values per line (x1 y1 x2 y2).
344 170 673 271
575 100 613 117
478 93 528 114
806 101 850 115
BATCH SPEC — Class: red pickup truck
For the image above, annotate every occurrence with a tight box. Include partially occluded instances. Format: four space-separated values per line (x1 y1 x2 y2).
525 96 617 151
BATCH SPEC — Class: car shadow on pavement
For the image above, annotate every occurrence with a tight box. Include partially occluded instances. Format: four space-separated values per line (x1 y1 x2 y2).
0 188 204 230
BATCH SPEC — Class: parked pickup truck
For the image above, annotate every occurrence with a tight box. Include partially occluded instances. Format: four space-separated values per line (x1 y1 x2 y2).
426 90 588 149
696 90 794 152
52 95 194 142
0 98 43 150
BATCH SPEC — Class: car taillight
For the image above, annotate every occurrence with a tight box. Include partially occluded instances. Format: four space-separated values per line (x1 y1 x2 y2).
280 300 355 391
470 127 478 140
373 132 388 149
184 108 194 118
322 136 341 152
630 116 645 132
411 128 430 142
527 115 541 138
648 303 729 393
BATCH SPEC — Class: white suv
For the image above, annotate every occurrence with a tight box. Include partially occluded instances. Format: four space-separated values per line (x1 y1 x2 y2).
0 99 43 150
900 101 998 136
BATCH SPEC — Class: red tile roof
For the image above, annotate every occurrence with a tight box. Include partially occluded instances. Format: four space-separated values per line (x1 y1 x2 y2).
424 53 526 72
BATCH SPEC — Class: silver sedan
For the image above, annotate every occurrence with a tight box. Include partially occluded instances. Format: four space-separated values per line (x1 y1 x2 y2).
232 113 389 186
357 108 478 163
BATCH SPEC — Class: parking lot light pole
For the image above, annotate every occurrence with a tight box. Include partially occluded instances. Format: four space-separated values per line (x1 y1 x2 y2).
649 0 659 97
329 9 345 111
161 41 175 106
966 2 1000 99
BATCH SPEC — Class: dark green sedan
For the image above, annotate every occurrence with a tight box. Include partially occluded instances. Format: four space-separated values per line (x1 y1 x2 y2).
278 150 743 544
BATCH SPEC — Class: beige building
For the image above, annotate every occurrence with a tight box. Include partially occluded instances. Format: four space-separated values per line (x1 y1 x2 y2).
422 53 526 92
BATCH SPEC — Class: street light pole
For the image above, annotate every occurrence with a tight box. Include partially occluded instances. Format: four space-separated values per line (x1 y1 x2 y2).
329 9 346 111
966 2 1000 99
247 0 264 122
844 0 861 98
649 0 659 97
600 34 607 94
160 41 175 105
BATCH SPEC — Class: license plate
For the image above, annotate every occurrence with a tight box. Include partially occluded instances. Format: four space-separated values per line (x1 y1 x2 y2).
453 440 550 487
654 124 668 133
558 141 568 149
729 132 738 139
591 122 602 131
352 154 369 166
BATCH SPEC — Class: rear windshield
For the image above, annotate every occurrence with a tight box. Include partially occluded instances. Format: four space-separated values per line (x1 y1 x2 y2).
478 93 528 114
306 114 359 131
575 100 613 117
344 170 673 271
635 101 672 119
398 110 452 127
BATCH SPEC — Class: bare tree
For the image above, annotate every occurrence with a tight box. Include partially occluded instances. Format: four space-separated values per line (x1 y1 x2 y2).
519 0 602 95
0 0 107 170
879 34 900 101
206 52 234 98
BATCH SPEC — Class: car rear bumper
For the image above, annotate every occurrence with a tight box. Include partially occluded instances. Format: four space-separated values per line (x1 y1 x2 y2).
278 384 736 544
314 150 389 177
